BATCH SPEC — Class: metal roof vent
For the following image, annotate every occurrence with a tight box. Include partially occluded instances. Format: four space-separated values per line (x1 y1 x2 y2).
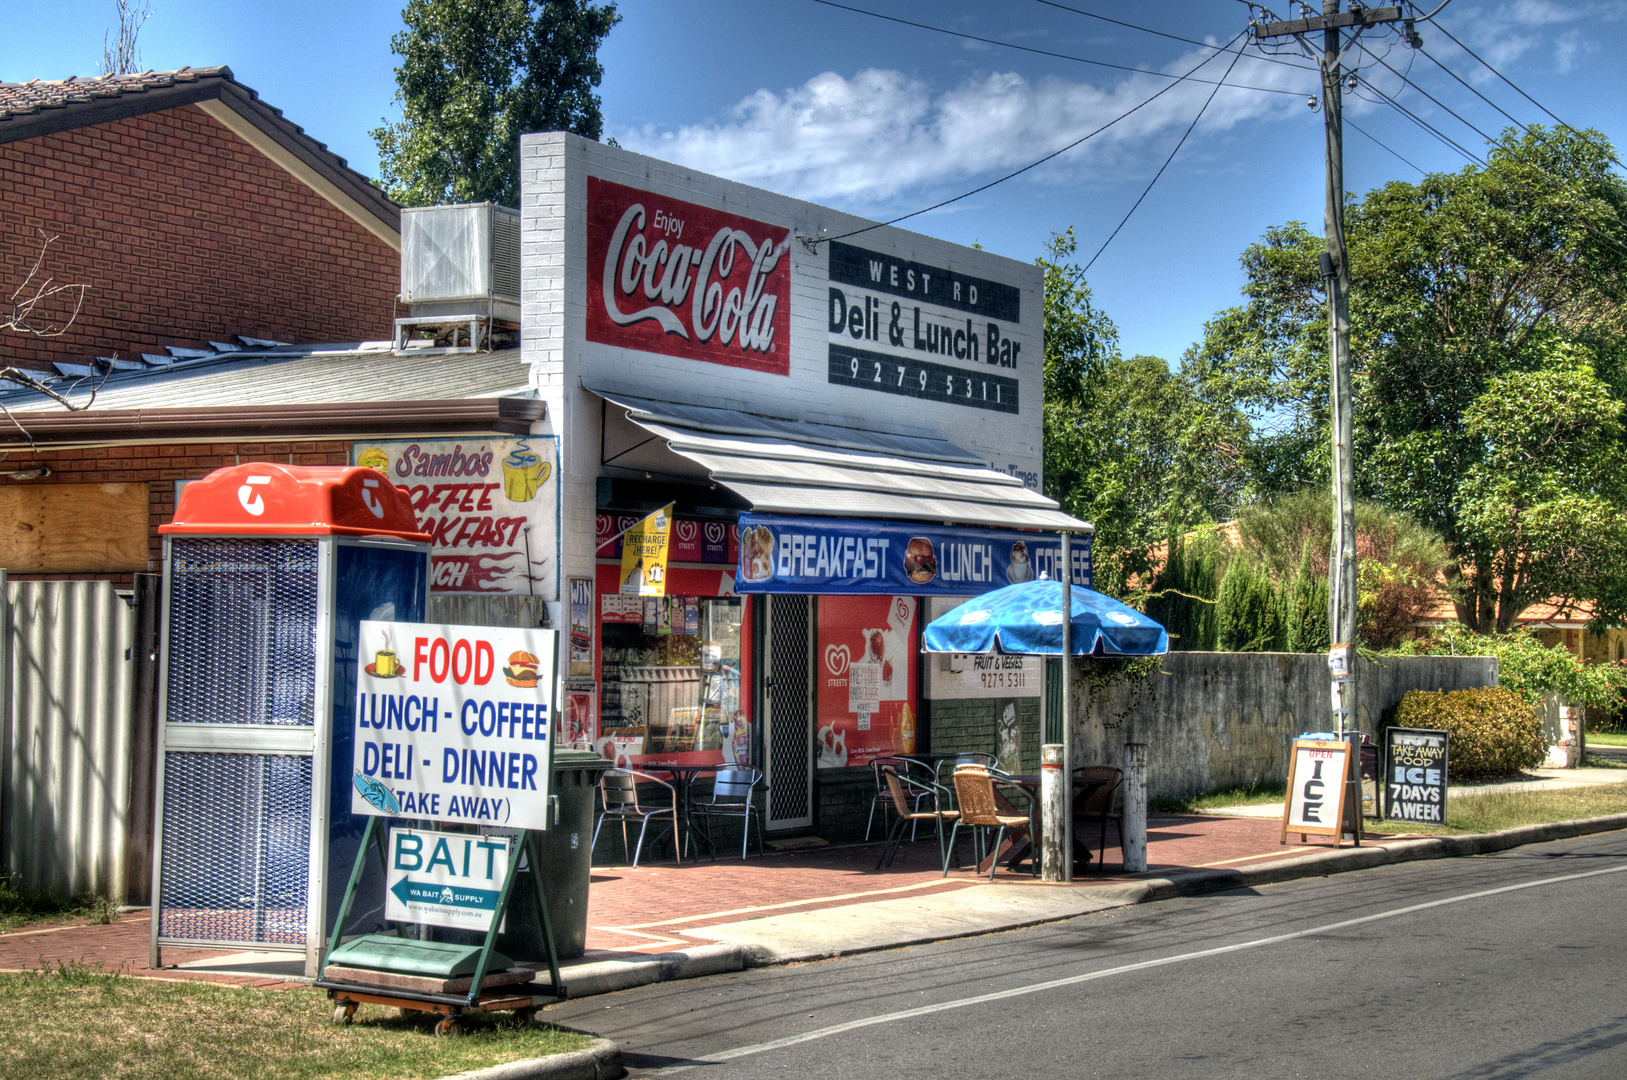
396 202 520 353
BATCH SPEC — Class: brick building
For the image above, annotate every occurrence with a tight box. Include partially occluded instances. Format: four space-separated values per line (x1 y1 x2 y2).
0 66 400 374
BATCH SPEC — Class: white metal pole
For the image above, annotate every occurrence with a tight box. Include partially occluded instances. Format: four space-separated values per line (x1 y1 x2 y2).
1061 531 1073 884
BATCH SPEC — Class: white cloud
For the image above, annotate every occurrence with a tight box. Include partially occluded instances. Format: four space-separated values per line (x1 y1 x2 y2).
616 46 1314 208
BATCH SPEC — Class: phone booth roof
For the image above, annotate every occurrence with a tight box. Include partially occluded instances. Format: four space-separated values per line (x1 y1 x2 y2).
160 463 431 541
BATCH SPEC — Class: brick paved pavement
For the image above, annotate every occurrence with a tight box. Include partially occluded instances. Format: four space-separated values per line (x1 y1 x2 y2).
0 813 1418 983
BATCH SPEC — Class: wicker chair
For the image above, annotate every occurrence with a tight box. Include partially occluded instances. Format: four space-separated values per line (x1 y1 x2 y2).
865 756 935 842
591 769 680 868
875 768 959 871
945 765 1036 879
1072 766 1125 872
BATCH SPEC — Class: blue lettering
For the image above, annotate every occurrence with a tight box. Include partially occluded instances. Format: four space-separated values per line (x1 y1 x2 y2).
522 753 539 789
362 741 380 775
479 701 497 738
442 747 460 782
460 699 479 736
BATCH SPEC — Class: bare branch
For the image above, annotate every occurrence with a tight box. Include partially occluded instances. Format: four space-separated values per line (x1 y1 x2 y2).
99 0 152 77
5 230 88 338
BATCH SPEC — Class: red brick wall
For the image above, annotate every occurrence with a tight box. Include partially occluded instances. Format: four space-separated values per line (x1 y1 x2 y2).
1 438 352 583
0 104 398 372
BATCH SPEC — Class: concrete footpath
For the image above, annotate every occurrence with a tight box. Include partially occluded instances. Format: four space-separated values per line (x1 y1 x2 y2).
1206 765 1627 818
7 778 1627 1001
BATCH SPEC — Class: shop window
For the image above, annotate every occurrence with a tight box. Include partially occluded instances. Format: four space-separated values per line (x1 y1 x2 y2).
599 596 747 768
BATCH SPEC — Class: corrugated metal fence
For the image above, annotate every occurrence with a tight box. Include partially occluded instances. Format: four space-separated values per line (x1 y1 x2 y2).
0 576 155 900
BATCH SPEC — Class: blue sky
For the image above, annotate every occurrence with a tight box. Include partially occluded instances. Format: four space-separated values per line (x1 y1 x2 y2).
6 0 1624 363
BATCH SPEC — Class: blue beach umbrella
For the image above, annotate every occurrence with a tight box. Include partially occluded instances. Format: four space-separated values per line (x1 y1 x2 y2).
922 579 1168 657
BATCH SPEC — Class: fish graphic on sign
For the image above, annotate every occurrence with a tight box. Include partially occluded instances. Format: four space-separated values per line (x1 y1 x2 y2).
353 771 401 815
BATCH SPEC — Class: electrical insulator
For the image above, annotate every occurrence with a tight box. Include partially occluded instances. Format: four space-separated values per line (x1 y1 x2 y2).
1347 73 1358 90
1307 95 1320 111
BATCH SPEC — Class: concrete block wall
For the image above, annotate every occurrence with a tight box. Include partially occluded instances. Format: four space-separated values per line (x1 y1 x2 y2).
1073 652 1500 799
0 106 399 372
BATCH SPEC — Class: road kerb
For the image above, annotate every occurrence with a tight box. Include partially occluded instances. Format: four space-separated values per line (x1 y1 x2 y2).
434 1035 623 1080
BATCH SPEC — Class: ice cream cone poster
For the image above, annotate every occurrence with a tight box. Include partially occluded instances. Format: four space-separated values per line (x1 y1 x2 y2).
351 437 559 599
815 595 918 769
620 503 674 596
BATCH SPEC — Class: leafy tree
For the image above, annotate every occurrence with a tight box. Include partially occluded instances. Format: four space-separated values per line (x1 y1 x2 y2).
1145 529 1221 651
1394 624 1627 712
1039 230 1249 592
374 0 620 207
1284 543 1329 653
1216 556 1284 652
1194 127 1627 631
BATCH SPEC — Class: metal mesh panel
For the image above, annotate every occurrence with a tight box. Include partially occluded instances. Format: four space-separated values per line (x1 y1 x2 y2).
766 596 811 825
166 538 318 726
158 751 311 945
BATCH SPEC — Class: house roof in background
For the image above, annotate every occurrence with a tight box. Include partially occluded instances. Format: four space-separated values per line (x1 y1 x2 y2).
0 66 400 243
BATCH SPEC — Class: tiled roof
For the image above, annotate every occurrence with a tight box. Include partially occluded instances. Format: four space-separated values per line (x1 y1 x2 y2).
0 66 227 121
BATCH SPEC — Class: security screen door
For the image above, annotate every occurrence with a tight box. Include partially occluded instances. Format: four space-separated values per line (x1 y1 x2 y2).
764 595 814 830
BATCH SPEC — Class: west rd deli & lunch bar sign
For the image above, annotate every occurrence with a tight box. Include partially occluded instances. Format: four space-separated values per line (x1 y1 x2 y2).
735 514 1092 595
350 620 558 831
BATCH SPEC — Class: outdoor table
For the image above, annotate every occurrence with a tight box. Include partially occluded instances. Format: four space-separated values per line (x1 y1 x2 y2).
629 761 717 859
994 774 1109 875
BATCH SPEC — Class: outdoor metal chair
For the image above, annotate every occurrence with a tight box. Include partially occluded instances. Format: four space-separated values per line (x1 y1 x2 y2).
875 767 960 871
1072 766 1125 872
865 756 935 842
933 752 999 786
945 765 1037 879
590 768 680 869
688 766 765 860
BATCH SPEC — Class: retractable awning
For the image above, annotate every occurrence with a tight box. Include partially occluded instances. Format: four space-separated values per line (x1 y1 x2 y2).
587 382 1090 531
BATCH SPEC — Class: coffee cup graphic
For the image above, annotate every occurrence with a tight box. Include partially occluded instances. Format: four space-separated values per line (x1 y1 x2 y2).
502 441 551 502
374 649 398 677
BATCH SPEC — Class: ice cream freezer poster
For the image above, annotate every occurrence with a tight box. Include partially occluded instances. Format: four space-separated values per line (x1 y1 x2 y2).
353 437 560 600
815 595 918 769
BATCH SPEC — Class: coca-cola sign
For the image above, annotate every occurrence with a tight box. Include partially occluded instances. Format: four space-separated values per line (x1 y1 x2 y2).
586 176 792 375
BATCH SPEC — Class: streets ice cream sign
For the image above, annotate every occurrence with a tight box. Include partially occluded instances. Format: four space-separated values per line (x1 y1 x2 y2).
354 437 559 599
587 177 792 375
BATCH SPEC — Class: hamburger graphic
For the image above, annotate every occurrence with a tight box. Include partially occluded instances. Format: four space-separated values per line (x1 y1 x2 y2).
504 650 540 687
903 537 937 584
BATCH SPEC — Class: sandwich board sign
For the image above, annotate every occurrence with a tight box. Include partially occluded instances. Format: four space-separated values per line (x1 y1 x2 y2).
351 620 558 830
1384 727 1449 825
1282 738 1351 845
384 827 513 932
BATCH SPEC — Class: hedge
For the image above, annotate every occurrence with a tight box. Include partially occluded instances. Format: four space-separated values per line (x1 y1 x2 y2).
1390 687 1546 780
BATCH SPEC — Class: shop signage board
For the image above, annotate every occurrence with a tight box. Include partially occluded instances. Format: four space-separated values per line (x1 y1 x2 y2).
928 654 1043 699
1282 739 1351 843
350 620 558 830
586 176 792 376
735 513 1091 596
1385 727 1448 824
567 576 595 678
353 437 560 599
816 595 918 768
384 827 513 932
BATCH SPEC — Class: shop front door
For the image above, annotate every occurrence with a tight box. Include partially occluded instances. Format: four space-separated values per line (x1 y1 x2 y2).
763 595 814 830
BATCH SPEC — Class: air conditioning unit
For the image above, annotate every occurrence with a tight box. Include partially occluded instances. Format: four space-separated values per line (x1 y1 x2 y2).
396 202 521 352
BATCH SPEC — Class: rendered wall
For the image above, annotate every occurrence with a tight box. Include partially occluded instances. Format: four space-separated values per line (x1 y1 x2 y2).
1072 652 1500 799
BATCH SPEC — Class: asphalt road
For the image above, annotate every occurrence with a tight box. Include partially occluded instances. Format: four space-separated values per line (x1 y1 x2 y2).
549 831 1627 1079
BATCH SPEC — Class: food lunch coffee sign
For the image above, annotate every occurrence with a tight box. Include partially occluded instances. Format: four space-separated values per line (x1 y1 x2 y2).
350 619 558 831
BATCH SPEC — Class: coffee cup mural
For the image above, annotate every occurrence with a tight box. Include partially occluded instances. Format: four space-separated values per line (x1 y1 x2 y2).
502 440 551 502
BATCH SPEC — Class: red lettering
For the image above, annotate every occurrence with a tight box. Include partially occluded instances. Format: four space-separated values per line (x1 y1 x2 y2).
413 637 430 681
476 484 497 511
451 638 473 684
429 638 450 683
474 640 495 685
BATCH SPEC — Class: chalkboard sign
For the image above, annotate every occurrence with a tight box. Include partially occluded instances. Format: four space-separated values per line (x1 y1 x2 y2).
1281 739 1351 845
1384 727 1448 825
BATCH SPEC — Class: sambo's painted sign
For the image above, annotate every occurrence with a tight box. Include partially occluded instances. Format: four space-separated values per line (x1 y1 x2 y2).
587 176 793 375
350 620 558 830
735 513 1091 595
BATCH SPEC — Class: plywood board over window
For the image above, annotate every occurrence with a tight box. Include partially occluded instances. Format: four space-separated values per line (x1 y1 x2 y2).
0 483 150 573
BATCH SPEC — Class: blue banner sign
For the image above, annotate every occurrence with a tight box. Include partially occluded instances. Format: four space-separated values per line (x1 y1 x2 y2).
735 513 1091 595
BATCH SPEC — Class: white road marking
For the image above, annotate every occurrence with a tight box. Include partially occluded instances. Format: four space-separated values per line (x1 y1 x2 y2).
672 861 1627 1068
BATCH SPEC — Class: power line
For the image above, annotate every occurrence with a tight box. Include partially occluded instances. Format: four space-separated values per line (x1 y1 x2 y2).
1032 0 1316 72
811 30 1252 246
1084 41 1248 272
806 0 1307 97
1346 116 1424 174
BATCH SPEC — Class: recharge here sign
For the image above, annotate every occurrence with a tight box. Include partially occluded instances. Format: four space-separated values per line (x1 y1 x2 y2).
350 620 559 831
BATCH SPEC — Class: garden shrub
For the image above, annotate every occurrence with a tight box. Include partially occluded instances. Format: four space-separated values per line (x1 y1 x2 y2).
1390 687 1546 780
